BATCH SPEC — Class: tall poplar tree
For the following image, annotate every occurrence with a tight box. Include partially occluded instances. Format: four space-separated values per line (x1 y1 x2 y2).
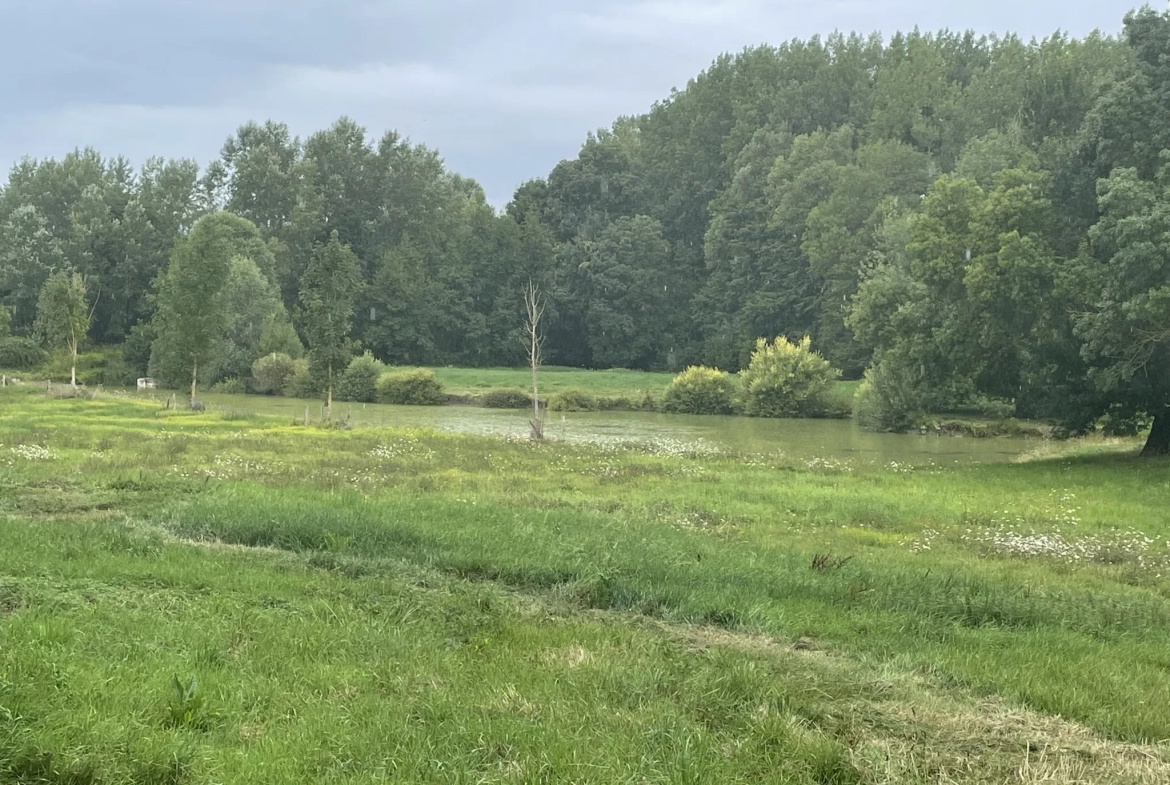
149 213 239 400
299 231 362 410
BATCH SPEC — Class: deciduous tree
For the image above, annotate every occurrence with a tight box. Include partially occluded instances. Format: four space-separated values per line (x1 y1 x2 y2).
299 232 362 410
34 271 91 387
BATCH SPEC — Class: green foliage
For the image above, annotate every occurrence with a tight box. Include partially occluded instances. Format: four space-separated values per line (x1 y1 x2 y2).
548 389 598 412
853 358 928 432
300 233 362 399
122 321 154 379
218 255 287 382
742 337 839 418
283 359 317 399
41 346 134 386
1073 163 1170 453
849 169 1064 427
0 205 67 334
662 366 739 415
595 395 640 411
257 313 304 359
972 396 1017 421
86 357 137 387
149 213 243 395
251 352 299 396
0 337 47 370
479 389 532 409
0 304 11 338
375 368 446 406
335 352 385 403
33 271 90 383
1099 406 1153 438
166 674 204 729
211 377 247 395
584 216 675 370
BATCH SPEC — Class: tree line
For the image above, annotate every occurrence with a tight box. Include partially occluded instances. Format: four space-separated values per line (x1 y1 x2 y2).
2 7 1170 452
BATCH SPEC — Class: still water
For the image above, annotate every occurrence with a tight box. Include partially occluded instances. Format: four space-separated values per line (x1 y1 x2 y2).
199 393 1037 465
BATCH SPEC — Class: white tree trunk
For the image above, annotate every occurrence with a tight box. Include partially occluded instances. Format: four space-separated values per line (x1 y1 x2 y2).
326 362 333 414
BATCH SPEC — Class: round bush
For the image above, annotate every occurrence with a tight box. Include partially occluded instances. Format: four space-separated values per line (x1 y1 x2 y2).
480 389 532 409
376 369 446 406
251 353 299 396
853 357 926 432
335 352 385 403
662 366 738 415
284 359 318 399
0 337 48 370
548 389 598 412
742 336 839 419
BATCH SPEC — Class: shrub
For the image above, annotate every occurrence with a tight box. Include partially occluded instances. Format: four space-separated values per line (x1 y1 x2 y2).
480 389 532 409
853 358 927 432
336 352 385 403
662 366 739 415
973 396 1017 420
596 395 638 411
251 353 300 396
0 337 48 370
257 313 304 359
284 359 318 399
1099 405 1151 438
211 377 247 395
741 336 839 418
85 355 137 386
376 369 446 406
823 382 858 420
37 346 132 386
0 305 10 338
548 389 598 412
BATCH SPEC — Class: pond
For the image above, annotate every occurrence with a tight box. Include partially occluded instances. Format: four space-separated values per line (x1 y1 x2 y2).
196 392 1038 465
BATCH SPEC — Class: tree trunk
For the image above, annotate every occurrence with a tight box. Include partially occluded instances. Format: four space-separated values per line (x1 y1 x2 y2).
1141 409 1170 457
190 358 198 403
326 363 333 414
531 346 540 426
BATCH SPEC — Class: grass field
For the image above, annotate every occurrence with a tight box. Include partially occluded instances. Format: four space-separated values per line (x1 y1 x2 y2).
413 366 676 397
1 387 1168 783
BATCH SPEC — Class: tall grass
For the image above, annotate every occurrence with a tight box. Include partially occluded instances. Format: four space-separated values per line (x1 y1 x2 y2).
1 387 1168 782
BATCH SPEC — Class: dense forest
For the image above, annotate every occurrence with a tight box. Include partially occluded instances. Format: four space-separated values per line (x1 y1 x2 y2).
3 7 1170 451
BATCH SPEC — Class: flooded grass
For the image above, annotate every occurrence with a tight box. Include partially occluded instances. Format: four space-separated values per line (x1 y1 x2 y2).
0 386 1167 783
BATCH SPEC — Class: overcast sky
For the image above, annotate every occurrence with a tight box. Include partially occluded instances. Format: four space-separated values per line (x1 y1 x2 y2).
0 0 1148 206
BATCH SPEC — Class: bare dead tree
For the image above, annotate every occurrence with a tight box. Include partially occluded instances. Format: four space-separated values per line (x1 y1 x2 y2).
524 281 546 441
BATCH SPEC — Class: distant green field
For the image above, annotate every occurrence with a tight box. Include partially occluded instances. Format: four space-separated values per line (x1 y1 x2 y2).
411 365 677 396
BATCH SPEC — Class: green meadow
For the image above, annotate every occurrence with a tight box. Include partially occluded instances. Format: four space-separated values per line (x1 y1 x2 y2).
415 366 675 398
1 387 1168 783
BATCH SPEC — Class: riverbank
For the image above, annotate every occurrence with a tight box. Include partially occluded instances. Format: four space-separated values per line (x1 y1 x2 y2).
0 388 1167 782
6 348 1067 438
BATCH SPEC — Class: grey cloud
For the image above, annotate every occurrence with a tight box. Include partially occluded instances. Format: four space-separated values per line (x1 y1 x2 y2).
0 0 1146 206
